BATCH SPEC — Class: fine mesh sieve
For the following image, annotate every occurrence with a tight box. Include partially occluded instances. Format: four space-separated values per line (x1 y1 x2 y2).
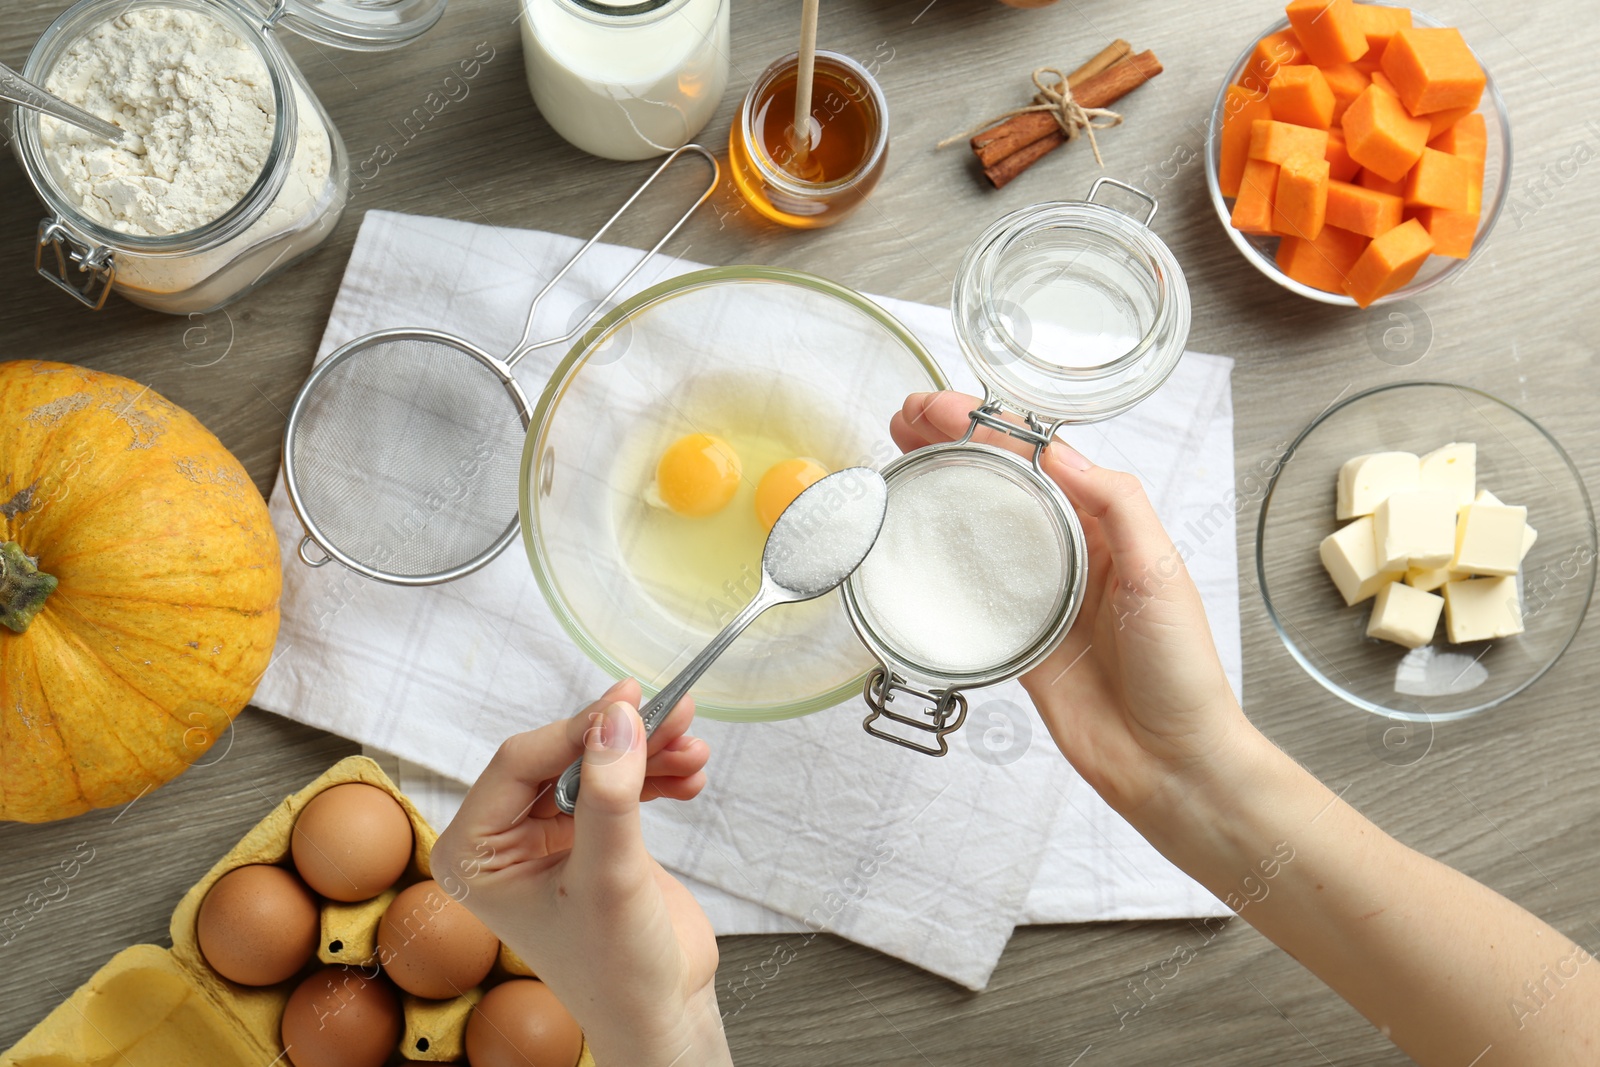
281 145 719 585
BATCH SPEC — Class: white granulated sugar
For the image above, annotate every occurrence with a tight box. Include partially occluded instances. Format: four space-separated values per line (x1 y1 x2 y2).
764 470 888 597
43 9 275 236
38 7 335 302
856 464 1065 673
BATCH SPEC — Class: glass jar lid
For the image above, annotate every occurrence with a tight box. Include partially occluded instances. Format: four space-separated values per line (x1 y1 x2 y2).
245 0 448 50
951 178 1190 425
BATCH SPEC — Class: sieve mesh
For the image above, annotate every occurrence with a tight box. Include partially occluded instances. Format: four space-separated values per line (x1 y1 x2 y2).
287 336 528 580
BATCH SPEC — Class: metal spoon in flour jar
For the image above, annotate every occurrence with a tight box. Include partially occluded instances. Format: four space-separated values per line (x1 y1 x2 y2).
0 61 140 150
553 466 889 815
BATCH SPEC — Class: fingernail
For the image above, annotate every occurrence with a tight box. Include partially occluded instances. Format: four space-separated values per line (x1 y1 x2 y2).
601 702 638 752
1052 441 1093 471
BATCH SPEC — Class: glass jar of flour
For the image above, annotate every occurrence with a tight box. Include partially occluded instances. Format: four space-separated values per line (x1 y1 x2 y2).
841 179 1191 755
12 0 447 314
520 0 730 161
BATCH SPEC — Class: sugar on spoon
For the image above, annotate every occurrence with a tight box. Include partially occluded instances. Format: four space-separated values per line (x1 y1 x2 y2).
1 61 141 151
553 465 889 815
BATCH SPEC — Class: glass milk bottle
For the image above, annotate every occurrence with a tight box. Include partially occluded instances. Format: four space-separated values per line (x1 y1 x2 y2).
520 0 730 161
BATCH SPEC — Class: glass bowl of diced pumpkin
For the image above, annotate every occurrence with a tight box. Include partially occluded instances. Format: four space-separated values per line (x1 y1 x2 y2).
1206 1 1510 307
1255 382 1595 723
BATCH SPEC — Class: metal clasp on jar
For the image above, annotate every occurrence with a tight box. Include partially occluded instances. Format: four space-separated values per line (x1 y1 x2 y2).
35 219 114 310
961 395 1063 478
861 667 969 756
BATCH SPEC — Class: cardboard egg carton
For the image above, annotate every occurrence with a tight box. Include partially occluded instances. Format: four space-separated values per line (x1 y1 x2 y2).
0 756 594 1067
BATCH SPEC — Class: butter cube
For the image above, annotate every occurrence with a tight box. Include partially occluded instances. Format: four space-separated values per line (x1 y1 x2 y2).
1476 489 1537 561
1418 443 1476 506
1367 581 1444 648
1336 452 1421 520
1321 516 1403 605
1443 576 1525 642
1405 564 1458 592
1452 501 1528 576
1374 490 1458 570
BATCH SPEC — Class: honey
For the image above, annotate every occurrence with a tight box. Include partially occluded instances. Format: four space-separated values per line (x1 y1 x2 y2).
729 50 888 229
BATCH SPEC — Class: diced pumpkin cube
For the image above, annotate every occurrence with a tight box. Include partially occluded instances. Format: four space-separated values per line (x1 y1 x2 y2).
1220 85 1276 197
1325 126 1361 181
1424 103 1476 140
1369 69 1399 96
1243 29 1308 93
1342 82 1430 181
1277 225 1370 293
1429 112 1486 159
1353 3 1413 52
1381 27 1485 115
1343 217 1435 306
1249 119 1329 165
1412 205 1477 258
1358 167 1406 196
1286 0 1370 66
1320 63 1370 123
1270 65 1337 129
1274 153 1331 238
1327 179 1403 236
1231 158 1279 235
1404 147 1473 211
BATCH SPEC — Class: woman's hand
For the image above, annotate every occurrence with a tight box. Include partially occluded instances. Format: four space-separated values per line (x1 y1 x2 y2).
431 679 731 1067
891 392 1257 823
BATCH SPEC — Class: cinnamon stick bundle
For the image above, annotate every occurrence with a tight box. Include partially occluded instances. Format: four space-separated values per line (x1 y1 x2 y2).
975 49 1164 189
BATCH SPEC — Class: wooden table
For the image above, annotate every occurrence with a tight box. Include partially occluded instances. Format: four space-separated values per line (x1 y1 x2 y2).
4 0 1597 1062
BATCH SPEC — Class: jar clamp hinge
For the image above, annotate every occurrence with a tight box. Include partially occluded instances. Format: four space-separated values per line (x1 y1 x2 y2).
962 399 1064 476
35 220 114 311
861 667 969 756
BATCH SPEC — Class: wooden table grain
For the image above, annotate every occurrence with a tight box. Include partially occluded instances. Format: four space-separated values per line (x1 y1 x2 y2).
3 0 1597 1062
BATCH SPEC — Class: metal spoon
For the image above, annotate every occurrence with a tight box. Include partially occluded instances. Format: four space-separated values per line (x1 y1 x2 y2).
1 61 137 149
553 466 890 815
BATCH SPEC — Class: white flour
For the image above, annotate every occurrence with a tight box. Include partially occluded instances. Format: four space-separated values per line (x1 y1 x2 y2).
38 6 338 305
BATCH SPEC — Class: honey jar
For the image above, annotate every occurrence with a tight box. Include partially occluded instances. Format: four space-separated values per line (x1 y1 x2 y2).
727 50 888 229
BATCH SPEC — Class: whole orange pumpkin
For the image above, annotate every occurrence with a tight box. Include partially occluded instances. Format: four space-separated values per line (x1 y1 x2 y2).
0 361 281 823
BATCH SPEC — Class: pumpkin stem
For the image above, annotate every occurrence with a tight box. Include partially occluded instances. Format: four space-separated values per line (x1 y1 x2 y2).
0 542 57 634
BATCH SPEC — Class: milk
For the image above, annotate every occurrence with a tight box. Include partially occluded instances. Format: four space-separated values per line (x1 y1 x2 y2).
520 0 729 161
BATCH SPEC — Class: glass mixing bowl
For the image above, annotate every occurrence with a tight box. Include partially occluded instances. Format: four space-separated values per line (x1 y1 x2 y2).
521 266 948 721
1205 7 1511 307
1257 382 1595 722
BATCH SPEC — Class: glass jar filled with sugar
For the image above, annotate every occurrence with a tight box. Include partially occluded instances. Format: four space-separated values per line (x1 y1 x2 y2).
13 0 448 314
841 179 1191 754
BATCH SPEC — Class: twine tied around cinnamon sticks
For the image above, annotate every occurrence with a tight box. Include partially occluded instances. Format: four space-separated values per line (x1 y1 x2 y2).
937 66 1124 167
942 40 1165 189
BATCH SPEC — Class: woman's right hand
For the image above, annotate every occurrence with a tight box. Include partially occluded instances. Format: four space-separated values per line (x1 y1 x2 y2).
891 392 1260 823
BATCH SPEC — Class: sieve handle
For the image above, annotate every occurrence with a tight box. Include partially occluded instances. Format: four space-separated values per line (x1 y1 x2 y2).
505 144 721 369
298 536 332 567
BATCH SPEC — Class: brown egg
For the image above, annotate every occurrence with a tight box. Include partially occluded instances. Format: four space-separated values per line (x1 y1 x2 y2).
197 863 318 986
376 879 499 998
466 979 584 1067
281 966 402 1067
292 782 414 902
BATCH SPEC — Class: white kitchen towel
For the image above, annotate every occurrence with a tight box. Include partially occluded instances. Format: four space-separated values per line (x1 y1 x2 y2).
255 210 1237 990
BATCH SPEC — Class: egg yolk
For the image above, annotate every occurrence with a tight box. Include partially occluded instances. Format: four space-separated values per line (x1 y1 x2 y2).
755 457 830 531
652 434 742 517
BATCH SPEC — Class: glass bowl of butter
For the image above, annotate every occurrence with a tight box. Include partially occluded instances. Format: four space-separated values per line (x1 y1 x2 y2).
520 266 947 722
1256 382 1594 722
